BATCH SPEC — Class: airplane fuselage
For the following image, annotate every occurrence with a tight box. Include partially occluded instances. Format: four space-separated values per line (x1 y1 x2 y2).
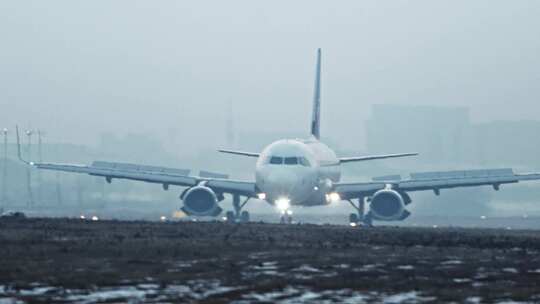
255 137 341 209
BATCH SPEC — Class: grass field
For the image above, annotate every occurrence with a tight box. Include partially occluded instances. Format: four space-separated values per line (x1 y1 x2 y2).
1 218 540 303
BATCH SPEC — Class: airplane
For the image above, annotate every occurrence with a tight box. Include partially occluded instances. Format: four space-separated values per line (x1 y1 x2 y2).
16 48 540 226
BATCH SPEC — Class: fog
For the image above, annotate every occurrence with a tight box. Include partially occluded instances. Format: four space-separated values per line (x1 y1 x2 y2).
1 1 539 150
1 1 539 217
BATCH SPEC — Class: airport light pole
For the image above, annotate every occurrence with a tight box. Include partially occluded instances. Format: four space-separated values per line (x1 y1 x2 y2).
76 176 84 207
55 171 62 205
1 128 8 211
37 130 43 204
25 130 34 207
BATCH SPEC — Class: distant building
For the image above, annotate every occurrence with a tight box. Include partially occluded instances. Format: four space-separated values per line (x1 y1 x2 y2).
366 104 471 165
98 132 176 165
471 120 540 167
366 104 540 169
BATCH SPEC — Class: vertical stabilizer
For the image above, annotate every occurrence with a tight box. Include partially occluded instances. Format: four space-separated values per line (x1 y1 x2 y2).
310 48 322 139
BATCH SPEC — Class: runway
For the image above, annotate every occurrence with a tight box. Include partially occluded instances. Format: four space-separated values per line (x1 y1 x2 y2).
1 218 540 303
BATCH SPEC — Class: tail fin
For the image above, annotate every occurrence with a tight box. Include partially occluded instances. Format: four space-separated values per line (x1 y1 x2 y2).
310 48 322 139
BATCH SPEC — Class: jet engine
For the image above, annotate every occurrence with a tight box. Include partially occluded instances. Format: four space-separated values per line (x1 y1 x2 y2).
180 183 223 216
369 189 411 221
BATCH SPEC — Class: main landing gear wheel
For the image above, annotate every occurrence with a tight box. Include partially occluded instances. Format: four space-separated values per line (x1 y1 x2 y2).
347 197 373 227
240 211 250 223
225 210 250 223
280 212 293 224
349 213 359 226
226 211 236 223
225 194 251 223
363 212 373 227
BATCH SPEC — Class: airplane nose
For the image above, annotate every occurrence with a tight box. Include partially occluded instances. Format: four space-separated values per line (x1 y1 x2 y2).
266 170 298 196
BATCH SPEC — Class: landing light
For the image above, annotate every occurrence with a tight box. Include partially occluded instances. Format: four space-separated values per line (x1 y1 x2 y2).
80 215 86 220
326 192 341 203
257 193 266 200
350 222 357 227
91 216 99 221
160 216 167 221
275 197 290 211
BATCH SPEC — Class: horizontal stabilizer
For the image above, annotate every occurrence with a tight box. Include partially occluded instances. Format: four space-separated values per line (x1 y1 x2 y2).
218 149 260 157
339 152 418 163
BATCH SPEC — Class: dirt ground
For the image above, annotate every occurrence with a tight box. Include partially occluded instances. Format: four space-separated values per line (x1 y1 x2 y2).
1 218 540 303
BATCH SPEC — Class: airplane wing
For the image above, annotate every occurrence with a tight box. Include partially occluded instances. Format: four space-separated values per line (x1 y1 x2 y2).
29 161 257 197
218 149 260 157
339 152 418 163
15 126 256 197
335 168 540 199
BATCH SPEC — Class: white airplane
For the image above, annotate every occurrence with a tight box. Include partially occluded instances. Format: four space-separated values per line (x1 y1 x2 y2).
17 49 540 225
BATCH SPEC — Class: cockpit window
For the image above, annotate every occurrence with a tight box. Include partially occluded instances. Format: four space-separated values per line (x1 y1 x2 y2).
269 156 283 164
299 157 311 167
267 155 311 166
284 157 298 165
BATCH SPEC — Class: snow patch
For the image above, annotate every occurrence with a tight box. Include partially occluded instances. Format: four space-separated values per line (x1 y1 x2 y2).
19 286 57 296
441 260 463 265
0 298 24 304
252 261 278 271
66 287 149 303
293 265 322 273
137 283 159 290
243 287 373 304
502 268 519 274
397 265 414 270
383 291 421 303
466 296 482 303
355 263 384 272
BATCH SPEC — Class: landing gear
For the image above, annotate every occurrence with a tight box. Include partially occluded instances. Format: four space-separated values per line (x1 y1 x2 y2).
280 211 293 224
240 210 250 223
349 213 358 225
347 197 373 227
226 211 236 223
225 194 251 223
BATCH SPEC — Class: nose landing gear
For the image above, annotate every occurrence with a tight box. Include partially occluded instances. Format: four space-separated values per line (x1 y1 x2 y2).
225 194 251 223
280 210 293 224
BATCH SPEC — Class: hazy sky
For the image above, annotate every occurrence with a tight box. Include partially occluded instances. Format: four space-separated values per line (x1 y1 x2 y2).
1 0 539 152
